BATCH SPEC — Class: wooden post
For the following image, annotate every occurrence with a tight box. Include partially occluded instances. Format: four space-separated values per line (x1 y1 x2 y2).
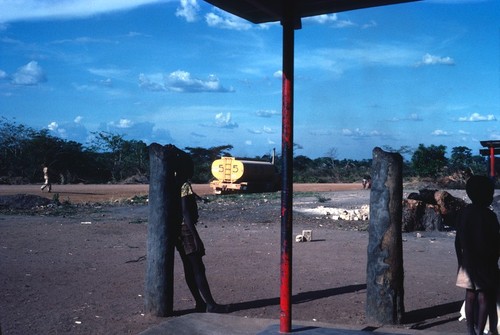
366 147 404 324
144 143 182 316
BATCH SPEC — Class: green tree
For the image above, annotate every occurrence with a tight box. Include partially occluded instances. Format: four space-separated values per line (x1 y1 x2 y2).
312 157 336 183
88 131 148 182
185 145 233 182
0 118 38 180
89 131 125 182
322 147 340 182
411 144 448 177
448 146 486 176
293 155 315 182
3 119 491 186
24 130 66 180
471 156 487 176
53 141 103 183
119 139 149 179
449 146 473 172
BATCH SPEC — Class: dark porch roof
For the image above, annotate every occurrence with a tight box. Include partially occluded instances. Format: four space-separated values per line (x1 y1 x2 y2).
480 140 500 148
203 0 419 24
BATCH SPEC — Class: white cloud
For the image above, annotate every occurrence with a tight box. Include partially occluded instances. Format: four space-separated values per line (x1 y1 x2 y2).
273 70 282 78
99 78 113 87
51 36 115 45
205 9 252 31
256 109 280 118
95 120 160 143
74 116 83 123
108 119 133 128
305 14 338 24
342 128 355 136
341 128 382 137
139 71 233 93
262 126 274 134
11 61 47 86
416 53 455 66
458 113 496 122
389 113 423 122
167 71 220 92
177 71 231 92
333 19 355 28
138 73 165 91
362 20 377 29
407 113 423 121
247 126 274 134
297 43 419 75
72 83 97 91
303 13 356 28
56 128 68 138
214 112 238 129
0 0 170 23
245 140 252 145
46 119 90 142
125 31 144 38
248 129 262 134
47 122 58 131
431 129 450 136
176 0 199 22
151 127 175 143
309 130 333 136
0 69 7 79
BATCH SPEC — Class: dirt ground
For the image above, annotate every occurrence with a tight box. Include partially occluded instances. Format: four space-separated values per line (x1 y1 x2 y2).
0 183 470 334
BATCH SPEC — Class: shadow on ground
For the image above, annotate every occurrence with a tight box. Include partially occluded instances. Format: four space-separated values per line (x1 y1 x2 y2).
404 300 462 330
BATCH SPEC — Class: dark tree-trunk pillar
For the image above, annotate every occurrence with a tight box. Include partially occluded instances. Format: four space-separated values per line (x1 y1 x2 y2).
366 147 404 324
144 143 181 316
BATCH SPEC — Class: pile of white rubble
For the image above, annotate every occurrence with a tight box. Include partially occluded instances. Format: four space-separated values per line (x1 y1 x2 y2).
294 204 369 221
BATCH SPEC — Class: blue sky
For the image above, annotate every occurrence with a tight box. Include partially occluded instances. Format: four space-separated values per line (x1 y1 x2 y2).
0 0 499 159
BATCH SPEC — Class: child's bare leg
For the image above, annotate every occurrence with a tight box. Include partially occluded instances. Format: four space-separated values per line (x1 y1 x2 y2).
487 290 498 335
466 289 478 335
477 291 491 335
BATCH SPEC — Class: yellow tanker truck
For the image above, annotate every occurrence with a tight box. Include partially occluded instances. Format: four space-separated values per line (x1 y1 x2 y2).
210 156 281 194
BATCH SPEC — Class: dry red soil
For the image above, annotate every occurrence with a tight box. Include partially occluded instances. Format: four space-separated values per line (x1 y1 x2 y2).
0 183 466 334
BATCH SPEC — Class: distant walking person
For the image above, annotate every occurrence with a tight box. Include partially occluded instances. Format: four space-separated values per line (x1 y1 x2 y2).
40 165 51 192
362 175 372 189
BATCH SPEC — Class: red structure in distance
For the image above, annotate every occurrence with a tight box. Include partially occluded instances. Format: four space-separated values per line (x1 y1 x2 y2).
480 140 500 179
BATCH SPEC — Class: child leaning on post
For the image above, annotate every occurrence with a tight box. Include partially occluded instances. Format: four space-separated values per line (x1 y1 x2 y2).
174 152 229 314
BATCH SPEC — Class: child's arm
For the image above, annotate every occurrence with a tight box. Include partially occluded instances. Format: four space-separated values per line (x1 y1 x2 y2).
182 194 203 252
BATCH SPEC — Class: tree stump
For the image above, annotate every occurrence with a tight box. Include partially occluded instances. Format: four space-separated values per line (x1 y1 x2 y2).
144 144 182 316
366 147 404 324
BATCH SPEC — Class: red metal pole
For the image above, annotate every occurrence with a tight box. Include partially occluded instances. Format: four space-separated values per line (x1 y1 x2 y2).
490 146 495 178
280 9 295 334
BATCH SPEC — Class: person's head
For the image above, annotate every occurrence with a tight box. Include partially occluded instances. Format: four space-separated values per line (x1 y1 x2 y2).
175 152 194 182
466 175 494 207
